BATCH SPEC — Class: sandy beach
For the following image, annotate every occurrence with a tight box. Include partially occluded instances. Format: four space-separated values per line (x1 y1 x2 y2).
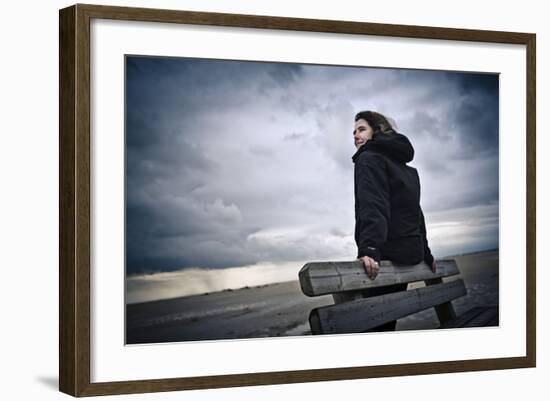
126 249 498 344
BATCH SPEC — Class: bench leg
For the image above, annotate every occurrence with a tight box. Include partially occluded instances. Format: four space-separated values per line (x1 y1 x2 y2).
425 277 457 325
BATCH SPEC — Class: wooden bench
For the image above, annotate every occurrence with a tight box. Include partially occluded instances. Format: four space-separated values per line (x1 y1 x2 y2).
298 259 498 334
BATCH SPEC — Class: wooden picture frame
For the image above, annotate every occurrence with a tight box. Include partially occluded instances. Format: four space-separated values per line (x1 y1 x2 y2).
59 3 536 397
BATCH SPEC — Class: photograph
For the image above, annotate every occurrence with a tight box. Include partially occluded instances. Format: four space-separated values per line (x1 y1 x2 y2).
124 55 500 344
1 0 544 398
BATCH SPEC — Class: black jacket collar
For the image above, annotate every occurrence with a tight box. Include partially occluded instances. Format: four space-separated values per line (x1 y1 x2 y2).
352 131 415 164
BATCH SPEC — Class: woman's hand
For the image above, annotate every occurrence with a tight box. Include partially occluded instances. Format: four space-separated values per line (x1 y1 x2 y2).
431 260 437 273
359 256 379 280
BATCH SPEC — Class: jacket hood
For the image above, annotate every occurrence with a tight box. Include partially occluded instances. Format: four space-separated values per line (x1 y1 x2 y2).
352 130 415 164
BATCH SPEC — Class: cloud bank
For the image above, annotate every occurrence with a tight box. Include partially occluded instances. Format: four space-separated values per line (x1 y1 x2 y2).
125 56 498 275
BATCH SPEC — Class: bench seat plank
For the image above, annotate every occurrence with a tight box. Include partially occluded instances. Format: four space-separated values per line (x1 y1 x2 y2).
310 279 466 334
300 259 459 297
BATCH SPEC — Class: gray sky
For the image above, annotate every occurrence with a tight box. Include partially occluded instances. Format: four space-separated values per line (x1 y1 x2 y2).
125 55 498 277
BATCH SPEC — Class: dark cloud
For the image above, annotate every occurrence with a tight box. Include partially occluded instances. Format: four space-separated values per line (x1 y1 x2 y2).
452 72 499 95
449 92 499 158
390 71 499 160
401 110 452 144
330 227 350 238
446 72 499 158
265 63 303 88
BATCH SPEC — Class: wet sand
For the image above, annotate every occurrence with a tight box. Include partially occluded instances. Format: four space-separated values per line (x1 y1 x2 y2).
126 250 498 344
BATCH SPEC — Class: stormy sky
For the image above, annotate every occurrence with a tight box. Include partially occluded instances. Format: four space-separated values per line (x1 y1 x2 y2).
125 55 498 277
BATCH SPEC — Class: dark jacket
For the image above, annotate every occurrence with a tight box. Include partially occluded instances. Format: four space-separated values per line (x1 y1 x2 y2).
352 130 434 266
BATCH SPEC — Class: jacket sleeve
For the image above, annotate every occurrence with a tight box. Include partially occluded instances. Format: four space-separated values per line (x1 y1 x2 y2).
419 206 435 266
354 152 390 262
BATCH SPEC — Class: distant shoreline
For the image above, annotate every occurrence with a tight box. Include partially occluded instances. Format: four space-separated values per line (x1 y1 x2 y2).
126 247 500 279
126 248 499 306
442 247 498 258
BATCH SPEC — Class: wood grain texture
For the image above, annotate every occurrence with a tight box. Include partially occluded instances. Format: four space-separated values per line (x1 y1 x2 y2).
62 356 534 397
76 3 533 44
300 259 458 297
75 4 92 397
424 277 457 325
57 3 536 396
310 279 466 334
525 33 537 368
59 5 76 396
59 4 92 396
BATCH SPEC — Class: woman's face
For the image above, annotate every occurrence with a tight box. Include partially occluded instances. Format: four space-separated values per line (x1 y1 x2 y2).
353 118 374 149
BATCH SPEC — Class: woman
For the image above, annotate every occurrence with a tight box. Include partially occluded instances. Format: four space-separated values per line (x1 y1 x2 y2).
352 110 436 331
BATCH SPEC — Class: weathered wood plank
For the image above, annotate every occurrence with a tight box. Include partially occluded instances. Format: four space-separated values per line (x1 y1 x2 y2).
310 279 466 334
299 259 459 297
425 277 457 325
440 306 499 329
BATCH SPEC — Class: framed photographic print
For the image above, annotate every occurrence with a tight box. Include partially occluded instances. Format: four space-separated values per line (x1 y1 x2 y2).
59 3 536 397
